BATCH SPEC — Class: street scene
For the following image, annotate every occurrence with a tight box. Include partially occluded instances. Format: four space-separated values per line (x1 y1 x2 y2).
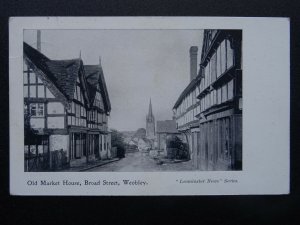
23 29 242 172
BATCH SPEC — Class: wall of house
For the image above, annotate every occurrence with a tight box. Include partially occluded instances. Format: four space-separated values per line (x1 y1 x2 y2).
49 135 69 154
48 102 64 114
100 134 109 159
158 133 167 151
48 117 65 129
49 134 69 169
24 49 112 170
30 118 45 129
107 133 112 158
174 30 242 171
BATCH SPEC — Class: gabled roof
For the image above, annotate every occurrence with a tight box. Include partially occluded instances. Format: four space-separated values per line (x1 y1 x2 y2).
156 120 179 134
84 65 111 113
84 65 99 104
23 42 83 106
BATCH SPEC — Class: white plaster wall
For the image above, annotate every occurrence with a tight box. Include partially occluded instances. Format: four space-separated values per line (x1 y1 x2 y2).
100 150 108 159
49 135 69 157
48 102 64 114
47 116 65 128
46 87 55 98
30 118 45 128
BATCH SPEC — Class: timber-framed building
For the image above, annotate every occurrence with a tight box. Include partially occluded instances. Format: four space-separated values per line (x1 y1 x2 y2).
173 30 242 171
23 42 111 171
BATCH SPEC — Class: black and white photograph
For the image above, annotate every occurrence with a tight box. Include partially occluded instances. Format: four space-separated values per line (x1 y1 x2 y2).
9 17 289 196
23 29 242 172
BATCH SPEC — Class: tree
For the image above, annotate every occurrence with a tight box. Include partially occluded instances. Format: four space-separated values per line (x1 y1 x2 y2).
111 129 126 158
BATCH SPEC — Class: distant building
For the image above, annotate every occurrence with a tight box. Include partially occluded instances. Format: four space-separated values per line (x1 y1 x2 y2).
173 30 242 171
138 138 152 151
146 99 155 140
23 40 112 171
156 120 180 154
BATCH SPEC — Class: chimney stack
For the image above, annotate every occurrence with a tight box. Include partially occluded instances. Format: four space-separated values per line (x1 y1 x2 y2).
189 46 198 81
37 30 41 52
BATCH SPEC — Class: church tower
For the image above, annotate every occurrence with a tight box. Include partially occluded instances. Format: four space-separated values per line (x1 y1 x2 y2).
146 98 155 139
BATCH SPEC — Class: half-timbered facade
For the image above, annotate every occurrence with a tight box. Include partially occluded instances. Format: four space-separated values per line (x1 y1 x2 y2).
173 30 242 171
23 42 111 171
85 64 111 161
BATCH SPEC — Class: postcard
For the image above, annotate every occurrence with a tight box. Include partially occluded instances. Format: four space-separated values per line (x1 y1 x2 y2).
9 17 290 195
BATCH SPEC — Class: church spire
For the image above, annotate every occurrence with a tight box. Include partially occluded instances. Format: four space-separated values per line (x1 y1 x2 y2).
148 98 153 117
146 98 155 140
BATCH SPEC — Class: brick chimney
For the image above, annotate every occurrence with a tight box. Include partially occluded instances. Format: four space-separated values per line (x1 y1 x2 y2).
189 46 198 81
37 30 41 52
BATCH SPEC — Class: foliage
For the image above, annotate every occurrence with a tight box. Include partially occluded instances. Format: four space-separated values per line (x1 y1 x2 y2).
133 128 146 139
166 136 189 160
111 129 126 158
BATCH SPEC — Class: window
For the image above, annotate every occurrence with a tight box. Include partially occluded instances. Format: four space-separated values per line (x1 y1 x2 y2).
222 84 228 103
30 104 36 116
217 88 222 104
71 102 75 114
207 62 211 85
80 118 85 127
207 94 210 108
30 103 44 117
205 64 209 88
214 90 217 105
228 79 234 100
68 116 72 125
210 91 214 106
75 104 80 118
221 40 227 74
94 110 97 122
81 106 84 117
76 86 81 101
226 39 234 69
37 104 44 116
210 52 217 83
217 45 222 78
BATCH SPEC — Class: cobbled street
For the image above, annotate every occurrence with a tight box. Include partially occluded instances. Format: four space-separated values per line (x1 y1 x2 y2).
87 151 194 172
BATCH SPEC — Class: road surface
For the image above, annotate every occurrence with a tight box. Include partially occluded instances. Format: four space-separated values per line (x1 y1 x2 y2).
87 151 194 172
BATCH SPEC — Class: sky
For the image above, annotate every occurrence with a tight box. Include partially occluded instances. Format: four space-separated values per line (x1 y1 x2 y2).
24 29 203 131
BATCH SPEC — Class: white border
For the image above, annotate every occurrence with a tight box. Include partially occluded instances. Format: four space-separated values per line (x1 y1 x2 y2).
9 17 290 195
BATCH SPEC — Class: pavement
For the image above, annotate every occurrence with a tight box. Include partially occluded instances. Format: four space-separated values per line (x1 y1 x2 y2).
61 158 120 172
